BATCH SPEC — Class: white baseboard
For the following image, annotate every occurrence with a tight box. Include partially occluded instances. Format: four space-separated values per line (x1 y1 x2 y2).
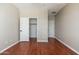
0 41 19 53
55 37 79 55
37 39 48 42
20 39 29 41
20 40 29 41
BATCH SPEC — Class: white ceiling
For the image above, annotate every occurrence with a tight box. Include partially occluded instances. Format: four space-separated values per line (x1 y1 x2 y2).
14 3 67 16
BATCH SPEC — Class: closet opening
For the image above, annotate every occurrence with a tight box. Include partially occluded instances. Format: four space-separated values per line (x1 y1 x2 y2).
29 18 37 42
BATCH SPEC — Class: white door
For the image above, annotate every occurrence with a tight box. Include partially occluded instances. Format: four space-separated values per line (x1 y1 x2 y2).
20 17 29 41
30 24 37 38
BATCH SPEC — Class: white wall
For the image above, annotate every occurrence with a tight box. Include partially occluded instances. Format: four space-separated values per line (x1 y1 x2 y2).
0 4 19 52
15 4 48 42
55 4 79 52
48 15 55 37
37 10 48 42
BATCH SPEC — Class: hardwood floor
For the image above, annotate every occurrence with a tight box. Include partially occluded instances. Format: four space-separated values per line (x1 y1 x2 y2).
0 38 77 55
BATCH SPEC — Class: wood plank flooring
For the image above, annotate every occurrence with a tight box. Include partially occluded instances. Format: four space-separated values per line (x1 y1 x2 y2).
0 38 77 55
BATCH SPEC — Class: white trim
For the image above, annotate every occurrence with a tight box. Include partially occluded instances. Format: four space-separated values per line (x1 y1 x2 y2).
55 37 79 55
20 39 29 41
37 39 48 42
0 41 19 53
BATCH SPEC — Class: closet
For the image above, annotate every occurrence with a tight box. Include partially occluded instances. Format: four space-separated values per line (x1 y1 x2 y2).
29 18 37 39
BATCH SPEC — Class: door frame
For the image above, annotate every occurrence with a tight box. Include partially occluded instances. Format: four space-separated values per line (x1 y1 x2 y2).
29 17 38 40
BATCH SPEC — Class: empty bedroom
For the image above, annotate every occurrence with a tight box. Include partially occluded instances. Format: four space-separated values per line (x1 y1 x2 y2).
0 3 79 55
